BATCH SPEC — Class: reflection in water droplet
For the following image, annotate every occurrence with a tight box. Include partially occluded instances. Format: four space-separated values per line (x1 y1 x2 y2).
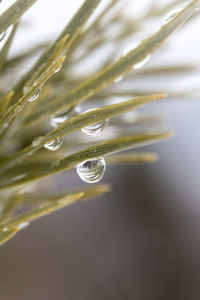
162 7 182 26
76 157 106 183
50 107 79 128
81 108 109 136
18 222 29 229
133 55 151 70
44 136 63 151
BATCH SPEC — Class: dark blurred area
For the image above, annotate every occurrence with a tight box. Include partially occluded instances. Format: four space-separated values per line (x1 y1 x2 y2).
1 101 200 300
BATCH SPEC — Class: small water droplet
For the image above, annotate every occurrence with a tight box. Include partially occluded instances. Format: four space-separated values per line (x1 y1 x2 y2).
28 88 41 102
133 55 151 70
123 42 138 56
0 30 7 41
114 76 123 83
18 222 29 229
50 107 79 128
76 157 106 183
81 108 109 136
44 136 63 151
162 7 182 26
54 64 62 74
23 85 42 102
32 136 44 147
3 227 9 232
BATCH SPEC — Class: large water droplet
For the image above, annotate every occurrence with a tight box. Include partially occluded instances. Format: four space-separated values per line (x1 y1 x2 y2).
18 222 29 229
50 107 79 128
81 109 109 136
133 55 150 70
44 136 63 151
162 7 182 26
76 157 106 183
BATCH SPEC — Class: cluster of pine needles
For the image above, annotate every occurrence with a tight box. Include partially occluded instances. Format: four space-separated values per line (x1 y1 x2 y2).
0 0 199 245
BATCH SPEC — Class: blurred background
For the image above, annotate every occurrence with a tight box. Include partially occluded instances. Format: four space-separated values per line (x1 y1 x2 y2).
1 1 200 299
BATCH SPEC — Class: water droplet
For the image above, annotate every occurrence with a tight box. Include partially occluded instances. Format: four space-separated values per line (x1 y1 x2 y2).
18 222 29 229
44 136 63 151
3 227 8 232
28 88 41 102
133 55 151 70
123 42 138 56
114 76 123 83
76 157 106 183
0 30 7 41
81 108 109 136
50 107 79 128
32 136 44 147
54 64 62 74
23 85 42 102
162 8 182 26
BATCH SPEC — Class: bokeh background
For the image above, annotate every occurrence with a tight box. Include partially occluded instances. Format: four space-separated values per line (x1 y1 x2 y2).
1 1 200 299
